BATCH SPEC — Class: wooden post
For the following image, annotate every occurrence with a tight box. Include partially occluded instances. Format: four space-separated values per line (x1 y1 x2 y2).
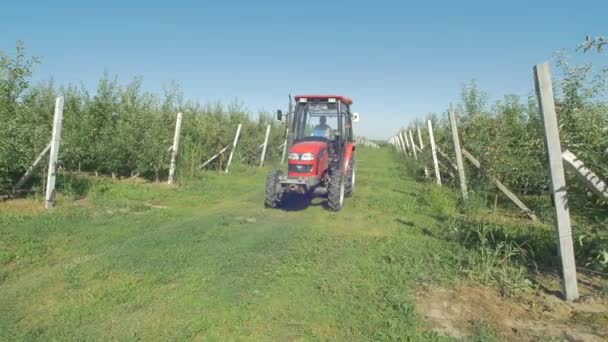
417 125 424 150
45 97 64 209
448 111 468 200
462 148 537 220
259 124 271 167
427 120 441 186
225 124 242 174
534 62 578 301
167 112 183 184
409 130 417 160
562 150 608 200
13 143 51 192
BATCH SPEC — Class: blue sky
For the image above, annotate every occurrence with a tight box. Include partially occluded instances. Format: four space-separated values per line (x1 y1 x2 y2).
1 0 606 139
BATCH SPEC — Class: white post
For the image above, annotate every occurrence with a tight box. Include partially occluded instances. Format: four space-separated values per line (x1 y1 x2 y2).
448 110 468 200
200 145 229 169
534 62 578 301
14 143 51 192
225 124 243 174
45 97 64 209
436 147 459 173
408 130 417 160
398 131 407 154
427 120 441 186
167 112 183 184
402 130 410 153
462 148 537 220
562 150 608 200
417 126 424 150
260 124 271 167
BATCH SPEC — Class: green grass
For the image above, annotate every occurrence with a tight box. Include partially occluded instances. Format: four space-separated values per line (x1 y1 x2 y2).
1 147 500 340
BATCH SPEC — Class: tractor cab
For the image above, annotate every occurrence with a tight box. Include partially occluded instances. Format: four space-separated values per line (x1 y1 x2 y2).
266 95 359 211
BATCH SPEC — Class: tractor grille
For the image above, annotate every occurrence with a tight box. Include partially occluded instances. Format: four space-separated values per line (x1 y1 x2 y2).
288 164 313 173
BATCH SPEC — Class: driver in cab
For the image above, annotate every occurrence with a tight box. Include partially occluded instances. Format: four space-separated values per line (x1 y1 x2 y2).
312 116 332 138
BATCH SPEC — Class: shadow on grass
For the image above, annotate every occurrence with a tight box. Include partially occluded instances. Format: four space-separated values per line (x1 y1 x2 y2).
394 218 415 227
280 194 327 212
391 189 418 197
429 214 452 223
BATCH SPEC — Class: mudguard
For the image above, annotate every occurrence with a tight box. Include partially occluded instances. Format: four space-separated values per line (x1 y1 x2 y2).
342 142 356 175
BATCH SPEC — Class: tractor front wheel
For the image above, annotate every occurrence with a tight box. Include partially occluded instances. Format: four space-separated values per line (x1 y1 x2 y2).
327 171 345 211
265 170 284 208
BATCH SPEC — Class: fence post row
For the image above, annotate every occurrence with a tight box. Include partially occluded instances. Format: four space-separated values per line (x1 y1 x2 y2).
398 131 407 154
259 124 271 167
448 110 468 200
45 97 64 209
534 62 579 301
167 112 183 184
225 124 243 174
427 120 441 186
395 136 402 152
387 63 589 303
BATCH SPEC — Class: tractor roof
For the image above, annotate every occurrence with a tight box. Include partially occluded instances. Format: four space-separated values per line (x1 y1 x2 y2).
295 95 353 105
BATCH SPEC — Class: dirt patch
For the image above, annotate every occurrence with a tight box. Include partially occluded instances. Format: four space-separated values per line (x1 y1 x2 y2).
144 200 169 209
73 196 94 208
0 198 46 215
416 283 608 341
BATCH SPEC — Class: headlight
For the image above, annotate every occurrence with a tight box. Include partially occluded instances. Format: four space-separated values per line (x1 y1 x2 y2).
301 152 315 161
288 153 300 161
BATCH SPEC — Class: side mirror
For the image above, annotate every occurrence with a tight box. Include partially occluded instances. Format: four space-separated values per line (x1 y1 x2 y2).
352 112 360 123
276 110 283 121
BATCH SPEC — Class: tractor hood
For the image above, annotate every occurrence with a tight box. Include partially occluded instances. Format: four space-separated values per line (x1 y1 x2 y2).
289 140 327 155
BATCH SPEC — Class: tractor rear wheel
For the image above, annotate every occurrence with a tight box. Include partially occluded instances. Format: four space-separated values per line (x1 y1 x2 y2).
327 171 345 211
265 170 283 208
345 157 356 197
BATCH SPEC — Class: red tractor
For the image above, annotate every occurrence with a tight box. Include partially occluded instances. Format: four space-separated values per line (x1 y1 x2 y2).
265 95 359 211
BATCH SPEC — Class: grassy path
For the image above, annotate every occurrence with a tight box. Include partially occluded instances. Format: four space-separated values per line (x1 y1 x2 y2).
1 147 465 340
